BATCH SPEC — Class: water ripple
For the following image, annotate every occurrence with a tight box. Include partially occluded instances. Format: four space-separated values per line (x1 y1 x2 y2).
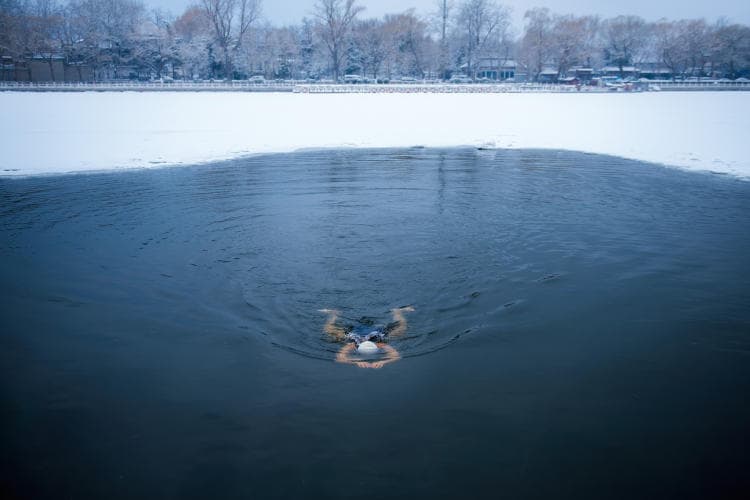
2 148 748 363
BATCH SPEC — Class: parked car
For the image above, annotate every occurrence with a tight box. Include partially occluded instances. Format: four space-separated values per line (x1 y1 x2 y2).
249 75 265 83
449 74 472 83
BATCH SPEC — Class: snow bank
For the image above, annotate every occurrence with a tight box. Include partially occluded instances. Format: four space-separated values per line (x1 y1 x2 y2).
1 91 748 178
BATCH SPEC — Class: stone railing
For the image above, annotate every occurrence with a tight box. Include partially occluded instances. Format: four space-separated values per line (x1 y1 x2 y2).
1 80 748 93
0 81 295 92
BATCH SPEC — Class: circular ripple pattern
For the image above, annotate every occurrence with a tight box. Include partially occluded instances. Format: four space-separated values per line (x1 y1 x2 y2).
2 148 749 363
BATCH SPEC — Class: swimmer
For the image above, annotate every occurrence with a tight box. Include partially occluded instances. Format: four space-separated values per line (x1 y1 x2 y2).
319 306 415 369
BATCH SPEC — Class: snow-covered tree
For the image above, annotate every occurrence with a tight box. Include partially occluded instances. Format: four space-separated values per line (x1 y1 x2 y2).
1 0 749 82
601 15 649 77
383 10 432 78
200 0 262 79
313 0 363 81
454 0 511 80
652 20 690 80
64 0 146 79
520 7 552 81
711 20 750 78
430 0 454 79
549 15 598 78
173 5 212 79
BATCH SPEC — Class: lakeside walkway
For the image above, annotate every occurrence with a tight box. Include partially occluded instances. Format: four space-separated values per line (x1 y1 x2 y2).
2 81 750 93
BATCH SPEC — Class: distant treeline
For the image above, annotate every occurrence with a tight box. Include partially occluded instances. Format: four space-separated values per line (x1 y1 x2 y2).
1 0 749 82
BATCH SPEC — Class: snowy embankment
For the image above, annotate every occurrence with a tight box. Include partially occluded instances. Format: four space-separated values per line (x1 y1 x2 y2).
1 91 748 178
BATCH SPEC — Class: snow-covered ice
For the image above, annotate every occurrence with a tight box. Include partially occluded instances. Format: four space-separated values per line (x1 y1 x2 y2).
1 91 748 178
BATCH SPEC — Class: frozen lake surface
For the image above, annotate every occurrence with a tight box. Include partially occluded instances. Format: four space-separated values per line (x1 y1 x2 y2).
1 91 749 178
2 149 749 498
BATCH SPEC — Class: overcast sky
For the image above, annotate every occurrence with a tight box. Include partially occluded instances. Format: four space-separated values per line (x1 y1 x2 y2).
151 0 750 27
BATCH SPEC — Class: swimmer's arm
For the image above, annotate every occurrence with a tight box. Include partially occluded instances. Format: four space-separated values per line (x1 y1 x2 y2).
337 344 401 369
387 306 414 338
335 343 357 364
320 309 347 341
361 345 401 369
379 344 401 365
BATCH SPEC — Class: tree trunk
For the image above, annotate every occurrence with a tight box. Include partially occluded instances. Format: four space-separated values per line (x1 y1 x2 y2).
48 59 56 82
224 47 232 80
439 0 447 79
332 44 339 81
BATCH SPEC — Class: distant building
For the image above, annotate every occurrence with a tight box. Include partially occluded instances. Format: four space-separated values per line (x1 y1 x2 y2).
559 76 580 85
64 62 93 82
601 66 638 78
537 68 559 83
1 56 14 81
29 55 65 82
0 53 93 82
572 68 594 84
637 63 674 80
465 58 517 80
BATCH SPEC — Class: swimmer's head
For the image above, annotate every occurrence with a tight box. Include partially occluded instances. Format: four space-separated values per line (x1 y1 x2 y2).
357 340 379 355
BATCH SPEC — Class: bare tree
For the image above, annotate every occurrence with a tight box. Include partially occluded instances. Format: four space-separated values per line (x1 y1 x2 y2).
273 26 302 79
653 19 689 80
297 17 318 79
352 18 387 79
520 7 552 82
711 19 750 79
454 0 510 80
382 10 431 78
244 24 300 79
135 9 178 80
200 0 261 79
683 19 710 76
601 15 649 77
65 0 146 80
2 0 750 83
37 0 66 81
1 0 32 80
0 1 20 79
313 0 363 81
432 0 454 79
173 5 212 79
549 15 598 78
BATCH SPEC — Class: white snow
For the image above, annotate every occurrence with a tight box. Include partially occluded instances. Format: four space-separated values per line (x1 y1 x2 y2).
1 91 749 178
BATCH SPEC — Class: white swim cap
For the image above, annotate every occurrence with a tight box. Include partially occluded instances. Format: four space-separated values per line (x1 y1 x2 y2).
357 341 379 355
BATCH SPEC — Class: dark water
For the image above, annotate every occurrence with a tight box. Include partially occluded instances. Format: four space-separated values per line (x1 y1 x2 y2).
1 149 749 499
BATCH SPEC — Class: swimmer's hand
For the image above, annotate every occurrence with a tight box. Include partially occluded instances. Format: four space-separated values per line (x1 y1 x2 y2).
356 361 385 369
318 309 340 314
393 306 415 313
